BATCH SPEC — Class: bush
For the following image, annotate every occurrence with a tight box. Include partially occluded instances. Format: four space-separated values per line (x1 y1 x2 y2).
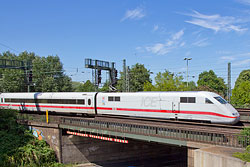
233 145 250 162
0 109 63 167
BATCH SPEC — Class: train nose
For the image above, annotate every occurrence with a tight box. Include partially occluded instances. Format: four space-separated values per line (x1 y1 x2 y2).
232 115 240 124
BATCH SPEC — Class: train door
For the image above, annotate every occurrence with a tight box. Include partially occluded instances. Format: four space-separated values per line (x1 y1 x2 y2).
86 96 94 114
172 102 180 119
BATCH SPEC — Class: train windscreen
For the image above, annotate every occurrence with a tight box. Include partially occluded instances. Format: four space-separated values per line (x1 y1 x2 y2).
214 96 227 104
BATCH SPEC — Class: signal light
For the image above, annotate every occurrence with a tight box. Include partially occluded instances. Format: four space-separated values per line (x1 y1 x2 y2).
115 70 118 77
97 69 101 84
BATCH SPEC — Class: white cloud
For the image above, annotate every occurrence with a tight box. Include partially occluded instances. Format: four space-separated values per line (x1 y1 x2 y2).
121 7 145 22
153 25 159 32
220 56 235 61
233 59 250 66
237 0 250 5
172 29 184 40
183 10 247 32
216 51 232 55
192 38 209 47
237 52 250 57
145 30 185 55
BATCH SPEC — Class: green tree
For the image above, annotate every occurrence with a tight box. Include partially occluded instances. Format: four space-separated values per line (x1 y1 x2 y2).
231 70 250 107
72 81 83 91
127 63 151 92
74 80 95 92
32 55 72 92
143 81 156 91
234 70 250 88
187 81 197 91
197 70 226 96
99 81 110 92
0 51 28 92
153 70 185 91
0 51 73 92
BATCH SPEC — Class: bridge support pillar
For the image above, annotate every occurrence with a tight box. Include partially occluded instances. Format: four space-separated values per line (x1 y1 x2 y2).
28 122 63 163
186 142 215 167
187 147 196 167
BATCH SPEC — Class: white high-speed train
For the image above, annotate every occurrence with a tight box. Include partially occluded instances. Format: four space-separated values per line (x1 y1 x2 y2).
0 91 240 124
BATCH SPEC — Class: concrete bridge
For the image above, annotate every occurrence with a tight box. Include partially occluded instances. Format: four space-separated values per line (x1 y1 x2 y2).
18 113 249 167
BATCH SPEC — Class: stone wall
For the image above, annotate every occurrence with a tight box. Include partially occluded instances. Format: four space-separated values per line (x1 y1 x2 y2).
194 146 248 167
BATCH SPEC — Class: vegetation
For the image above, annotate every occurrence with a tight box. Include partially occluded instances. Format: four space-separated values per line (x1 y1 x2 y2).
144 70 187 91
197 70 227 97
233 145 250 162
231 70 250 108
0 109 63 167
0 51 72 92
234 127 250 162
117 63 151 92
73 80 96 92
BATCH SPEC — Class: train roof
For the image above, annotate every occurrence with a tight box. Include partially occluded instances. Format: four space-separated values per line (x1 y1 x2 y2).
0 92 96 99
98 91 220 96
0 91 220 98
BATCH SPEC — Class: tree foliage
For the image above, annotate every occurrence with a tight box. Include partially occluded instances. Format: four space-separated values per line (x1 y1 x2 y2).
117 63 151 92
144 70 187 91
73 80 95 92
231 70 250 107
0 110 60 167
233 127 250 162
155 70 185 91
0 51 72 92
233 145 250 162
197 70 226 96
234 70 250 88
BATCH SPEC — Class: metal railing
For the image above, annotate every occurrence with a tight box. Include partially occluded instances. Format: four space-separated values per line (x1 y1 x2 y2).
17 113 250 148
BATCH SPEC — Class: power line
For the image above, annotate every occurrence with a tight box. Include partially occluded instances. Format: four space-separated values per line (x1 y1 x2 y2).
0 42 19 53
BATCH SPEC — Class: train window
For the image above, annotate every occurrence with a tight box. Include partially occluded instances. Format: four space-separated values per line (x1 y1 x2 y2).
214 96 227 104
11 99 19 103
51 99 59 104
5 98 11 102
180 97 187 103
77 99 85 105
205 98 213 104
39 99 48 103
115 96 120 101
180 97 196 103
88 99 91 105
188 97 196 103
108 96 114 101
108 96 120 102
26 99 34 103
70 100 77 104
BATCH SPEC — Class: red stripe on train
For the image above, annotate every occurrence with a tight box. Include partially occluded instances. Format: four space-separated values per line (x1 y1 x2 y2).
0 104 237 119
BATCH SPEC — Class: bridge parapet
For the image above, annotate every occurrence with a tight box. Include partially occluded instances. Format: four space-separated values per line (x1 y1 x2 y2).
17 113 248 148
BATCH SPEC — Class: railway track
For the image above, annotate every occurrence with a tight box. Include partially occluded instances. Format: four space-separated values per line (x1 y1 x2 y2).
236 108 250 112
18 108 250 134
236 108 250 126
18 111 243 135
96 114 243 134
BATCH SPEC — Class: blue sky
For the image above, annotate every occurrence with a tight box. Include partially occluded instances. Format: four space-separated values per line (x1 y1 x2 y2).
1 0 250 87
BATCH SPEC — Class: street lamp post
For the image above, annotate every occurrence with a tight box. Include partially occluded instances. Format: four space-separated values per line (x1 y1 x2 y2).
184 58 192 88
